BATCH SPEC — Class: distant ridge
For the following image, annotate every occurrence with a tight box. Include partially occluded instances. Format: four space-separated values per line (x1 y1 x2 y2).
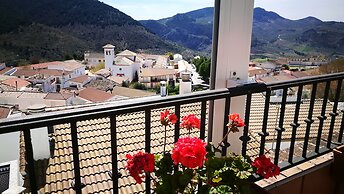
141 7 344 57
0 0 181 65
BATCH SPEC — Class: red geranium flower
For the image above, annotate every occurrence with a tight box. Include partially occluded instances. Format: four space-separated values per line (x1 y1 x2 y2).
171 137 207 169
126 152 155 184
229 113 245 127
160 110 178 126
180 114 200 130
252 155 280 179
226 113 245 133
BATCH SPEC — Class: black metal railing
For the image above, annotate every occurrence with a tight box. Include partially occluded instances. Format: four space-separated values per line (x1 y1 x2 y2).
0 72 343 193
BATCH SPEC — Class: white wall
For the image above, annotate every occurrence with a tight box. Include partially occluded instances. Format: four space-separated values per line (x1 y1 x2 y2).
0 94 68 110
0 113 22 163
112 65 134 81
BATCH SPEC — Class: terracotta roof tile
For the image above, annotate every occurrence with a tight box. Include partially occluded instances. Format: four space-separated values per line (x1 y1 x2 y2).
78 88 113 103
12 69 39 77
69 75 91 84
20 103 208 193
39 69 72 76
1 77 31 88
140 68 176 77
18 94 343 193
28 62 61 70
0 107 11 119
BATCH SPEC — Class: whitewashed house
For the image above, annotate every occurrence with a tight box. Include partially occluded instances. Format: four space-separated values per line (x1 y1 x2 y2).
68 75 93 89
48 60 85 79
139 68 176 88
84 51 105 67
103 44 141 82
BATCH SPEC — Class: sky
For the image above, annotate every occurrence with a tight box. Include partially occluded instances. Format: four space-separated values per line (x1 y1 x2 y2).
101 0 344 22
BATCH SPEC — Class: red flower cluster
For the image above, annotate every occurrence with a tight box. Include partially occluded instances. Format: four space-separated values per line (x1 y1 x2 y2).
227 113 245 133
126 152 155 184
180 114 200 130
160 110 178 126
229 113 245 127
171 137 207 169
252 155 280 179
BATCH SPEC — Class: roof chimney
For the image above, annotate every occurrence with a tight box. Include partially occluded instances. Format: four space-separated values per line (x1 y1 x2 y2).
160 81 167 97
179 72 192 95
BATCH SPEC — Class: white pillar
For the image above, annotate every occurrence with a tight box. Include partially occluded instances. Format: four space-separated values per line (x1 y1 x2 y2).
211 0 254 154
31 127 51 160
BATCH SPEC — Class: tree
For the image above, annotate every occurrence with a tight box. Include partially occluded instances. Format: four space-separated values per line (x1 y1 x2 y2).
166 52 174 60
64 55 73 60
192 56 211 83
130 82 146 90
315 59 344 101
30 56 40 64
132 71 139 82
281 64 290 70
90 63 105 73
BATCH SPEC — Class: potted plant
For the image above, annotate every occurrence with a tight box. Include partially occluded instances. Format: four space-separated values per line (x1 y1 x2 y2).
126 111 280 193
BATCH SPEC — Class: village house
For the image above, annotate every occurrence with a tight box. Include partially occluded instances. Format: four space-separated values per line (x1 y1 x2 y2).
11 68 73 92
139 68 176 88
48 60 85 79
0 92 61 110
1 77 31 91
68 75 93 89
139 54 169 68
77 87 117 103
107 75 129 86
94 69 112 79
84 51 105 67
248 66 269 81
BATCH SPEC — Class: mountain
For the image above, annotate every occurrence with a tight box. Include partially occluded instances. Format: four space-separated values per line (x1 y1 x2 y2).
141 8 213 53
0 0 180 65
140 7 344 57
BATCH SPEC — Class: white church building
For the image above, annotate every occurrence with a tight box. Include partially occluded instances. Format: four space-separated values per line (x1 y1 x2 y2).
103 44 141 82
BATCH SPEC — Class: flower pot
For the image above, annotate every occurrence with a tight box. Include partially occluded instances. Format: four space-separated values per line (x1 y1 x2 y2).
333 145 344 181
250 183 269 194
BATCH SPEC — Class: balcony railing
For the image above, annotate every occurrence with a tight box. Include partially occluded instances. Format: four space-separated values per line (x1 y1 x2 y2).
0 72 343 194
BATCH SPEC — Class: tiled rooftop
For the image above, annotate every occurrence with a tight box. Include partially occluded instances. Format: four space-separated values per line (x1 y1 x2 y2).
140 68 176 77
249 94 342 142
78 88 114 103
0 107 11 119
69 75 91 84
1 77 31 89
18 93 343 193
20 103 212 193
